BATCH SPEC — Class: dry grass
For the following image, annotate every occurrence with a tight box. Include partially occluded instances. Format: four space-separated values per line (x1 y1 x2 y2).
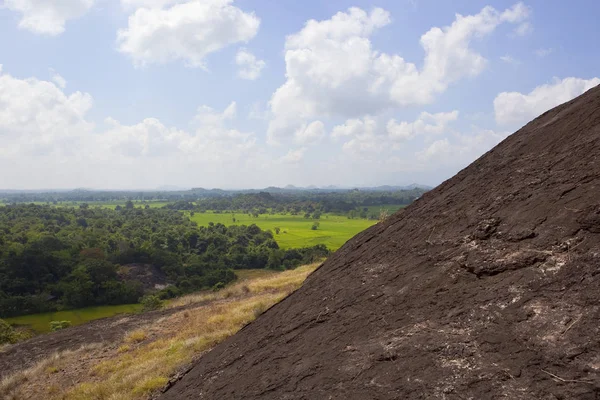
168 262 320 309
0 262 320 400
0 343 102 400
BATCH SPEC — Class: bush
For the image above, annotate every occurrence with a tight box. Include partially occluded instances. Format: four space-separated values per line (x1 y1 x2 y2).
140 295 163 312
212 282 225 292
0 319 16 344
50 320 71 332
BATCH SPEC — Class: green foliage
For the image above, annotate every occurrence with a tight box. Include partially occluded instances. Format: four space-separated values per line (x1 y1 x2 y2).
49 320 71 331
140 295 163 312
0 204 328 318
311 222 320 230
5 304 142 333
0 318 17 344
189 212 373 250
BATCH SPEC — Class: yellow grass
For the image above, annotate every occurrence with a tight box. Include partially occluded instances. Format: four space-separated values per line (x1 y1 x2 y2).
40 262 321 400
168 262 320 309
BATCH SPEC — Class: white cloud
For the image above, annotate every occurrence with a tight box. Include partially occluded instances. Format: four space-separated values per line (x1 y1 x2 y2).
500 55 520 65
294 120 325 145
416 129 510 165
0 67 93 157
117 0 260 68
332 116 377 139
279 147 306 163
50 70 67 89
387 110 458 140
267 3 530 143
120 0 178 9
513 21 533 36
100 102 254 161
235 49 266 80
494 77 600 126
3 0 95 35
0 66 262 189
535 48 553 57
332 110 458 156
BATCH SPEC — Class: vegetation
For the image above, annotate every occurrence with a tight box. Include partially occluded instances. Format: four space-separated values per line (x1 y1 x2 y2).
189 212 377 250
0 263 320 400
49 320 71 332
0 204 328 318
5 304 142 333
167 189 421 218
140 295 163 312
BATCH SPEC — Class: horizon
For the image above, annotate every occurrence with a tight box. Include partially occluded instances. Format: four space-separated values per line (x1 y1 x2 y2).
0 183 432 193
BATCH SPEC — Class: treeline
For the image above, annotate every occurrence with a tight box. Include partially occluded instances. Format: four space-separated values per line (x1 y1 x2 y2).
0 205 328 317
164 189 425 215
0 187 427 207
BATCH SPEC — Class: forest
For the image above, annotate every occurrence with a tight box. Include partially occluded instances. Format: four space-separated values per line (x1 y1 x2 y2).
0 204 328 317
0 187 427 212
165 188 425 215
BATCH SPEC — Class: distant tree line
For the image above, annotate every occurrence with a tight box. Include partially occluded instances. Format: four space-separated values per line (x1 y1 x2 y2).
0 205 328 317
163 189 425 216
0 188 426 213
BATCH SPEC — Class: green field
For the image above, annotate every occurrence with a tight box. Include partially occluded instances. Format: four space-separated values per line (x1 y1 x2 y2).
189 212 378 250
5 303 142 333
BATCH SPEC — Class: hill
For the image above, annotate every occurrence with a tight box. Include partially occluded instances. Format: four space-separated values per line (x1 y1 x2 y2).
160 86 600 400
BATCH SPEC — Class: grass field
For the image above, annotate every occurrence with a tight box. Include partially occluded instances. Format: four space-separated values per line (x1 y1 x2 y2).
189 212 378 250
5 304 142 334
0 264 320 400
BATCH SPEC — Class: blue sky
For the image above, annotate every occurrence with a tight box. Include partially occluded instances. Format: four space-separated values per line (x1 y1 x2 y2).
0 0 598 190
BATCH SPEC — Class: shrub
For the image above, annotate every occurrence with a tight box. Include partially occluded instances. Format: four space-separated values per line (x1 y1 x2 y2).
50 320 72 332
140 295 163 312
212 282 225 292
311 222 320 230
0 319 16 344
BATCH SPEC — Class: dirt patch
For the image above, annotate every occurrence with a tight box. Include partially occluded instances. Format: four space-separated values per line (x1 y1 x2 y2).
160 85 600 399
118 263 168 291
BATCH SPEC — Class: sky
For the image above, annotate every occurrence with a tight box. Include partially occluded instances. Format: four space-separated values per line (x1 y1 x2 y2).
0 0 599 190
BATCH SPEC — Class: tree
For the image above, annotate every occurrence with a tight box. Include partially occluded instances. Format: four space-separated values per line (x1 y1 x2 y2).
311 222 320 230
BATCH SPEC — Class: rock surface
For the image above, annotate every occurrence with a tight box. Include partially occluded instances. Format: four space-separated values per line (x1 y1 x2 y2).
161 85 600 399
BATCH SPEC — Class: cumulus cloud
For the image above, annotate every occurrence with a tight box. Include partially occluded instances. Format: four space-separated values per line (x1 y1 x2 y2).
294 121 325 145
332 110 458 156
50 70 67 89
387 111 458 141
494 77 600 126
102 102 255 161
117 0 260 68
0 67 93 157
120 0 178 9
416 129 510 165
235 49 266 80
267 3 529 143
3 0 95 35
279 147 306 164
0 66 260 188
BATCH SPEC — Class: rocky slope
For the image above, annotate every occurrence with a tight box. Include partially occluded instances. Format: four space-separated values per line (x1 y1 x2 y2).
161 85 600 399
